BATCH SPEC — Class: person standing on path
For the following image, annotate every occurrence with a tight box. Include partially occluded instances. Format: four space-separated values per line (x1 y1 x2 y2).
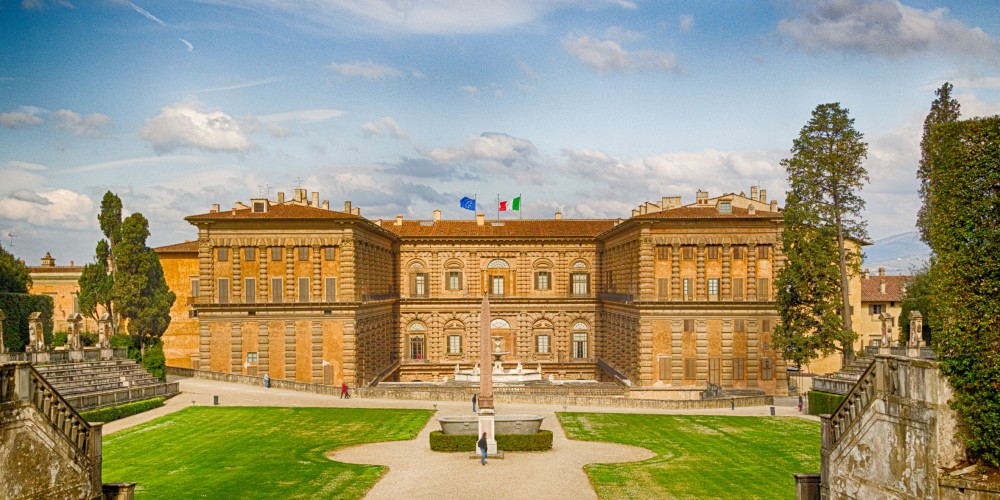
798 394 803 412
341 382 350 399
478 432 488 465
472 393 477 412
264 373 270 388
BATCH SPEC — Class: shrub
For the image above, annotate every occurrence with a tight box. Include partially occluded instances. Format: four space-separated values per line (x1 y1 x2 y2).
80 397 165 423
807 391 845 416
0 292 54 351
429 430 553 452
80 332 98 347
53 331 68 347
110 334 132 349
143 341 166 381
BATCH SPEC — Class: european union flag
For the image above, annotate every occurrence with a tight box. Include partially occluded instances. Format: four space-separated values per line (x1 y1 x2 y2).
460 196 476 211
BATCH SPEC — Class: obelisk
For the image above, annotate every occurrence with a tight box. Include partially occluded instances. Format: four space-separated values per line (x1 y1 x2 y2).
477 293 497 454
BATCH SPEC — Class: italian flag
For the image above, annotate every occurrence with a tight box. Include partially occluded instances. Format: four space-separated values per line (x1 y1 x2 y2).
500 196 521 211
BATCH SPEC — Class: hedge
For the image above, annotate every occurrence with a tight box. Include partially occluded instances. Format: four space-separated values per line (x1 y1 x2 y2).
429 430 553 452
79 397 166 423
808 390 846 416
0 292 54 352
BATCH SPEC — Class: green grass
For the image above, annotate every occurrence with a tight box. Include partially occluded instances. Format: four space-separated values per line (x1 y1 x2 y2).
558 413 820 499
102 407 432 499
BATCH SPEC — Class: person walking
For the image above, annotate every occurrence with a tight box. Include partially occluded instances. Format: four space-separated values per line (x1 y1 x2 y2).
263 373 270 389
478 432 488 465
341 382 350 399
472 393 477 412
798 394 803 412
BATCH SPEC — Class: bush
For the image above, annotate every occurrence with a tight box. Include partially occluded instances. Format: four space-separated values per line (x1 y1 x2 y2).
143 341 166 381
429 430 553 452
80 332 98 347
110 334 132 349
0 292 54 351
80 397 166 423
808 391 846 416
53 331 68 347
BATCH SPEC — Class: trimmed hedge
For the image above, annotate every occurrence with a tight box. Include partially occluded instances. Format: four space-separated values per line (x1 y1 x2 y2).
429 430 553 452
80 397 166 423
808 391 846 416
0 292 54 352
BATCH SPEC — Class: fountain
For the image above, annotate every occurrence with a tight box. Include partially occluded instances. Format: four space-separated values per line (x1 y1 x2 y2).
453 336 543 383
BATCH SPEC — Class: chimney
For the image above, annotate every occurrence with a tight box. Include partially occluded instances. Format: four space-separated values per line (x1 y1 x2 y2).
663 196 682 209
41 252 55 267
759 189 767 203
433 210 441 222
322 200 329 210
352 207 360 216
344 201 352 213
696 190 708 205
748 204 756 215
750 186 758 201
555 211 562 220
295 188 306 202
863 268 870 279
211 204 220 213
880 281 887 294
477 213 485 226
312 191 319 207
395 215 403 226
277 192 285 203
878 267 885 277
770 200 778 212
69 260 74 267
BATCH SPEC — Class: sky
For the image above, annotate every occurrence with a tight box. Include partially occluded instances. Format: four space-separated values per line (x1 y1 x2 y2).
2 0 1000 266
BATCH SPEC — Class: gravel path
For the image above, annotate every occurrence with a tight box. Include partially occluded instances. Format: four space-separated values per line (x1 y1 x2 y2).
102 378 817 498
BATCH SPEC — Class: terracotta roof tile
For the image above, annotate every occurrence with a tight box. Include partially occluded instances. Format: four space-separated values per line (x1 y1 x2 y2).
186 203 360 222
154 241 199 253
632 206 782 220
27 266 84 273
861 275 913 302
381 219 616 238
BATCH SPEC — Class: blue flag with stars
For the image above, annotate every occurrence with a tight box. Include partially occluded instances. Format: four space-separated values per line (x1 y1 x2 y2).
460 196 476 211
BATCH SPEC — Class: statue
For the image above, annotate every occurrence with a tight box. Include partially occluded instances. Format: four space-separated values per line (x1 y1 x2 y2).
67 313 83 350
28 312 45 351
493 336 504 353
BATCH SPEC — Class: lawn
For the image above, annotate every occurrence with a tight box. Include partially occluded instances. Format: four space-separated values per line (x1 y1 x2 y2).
102 406 433 499
558 413 820 499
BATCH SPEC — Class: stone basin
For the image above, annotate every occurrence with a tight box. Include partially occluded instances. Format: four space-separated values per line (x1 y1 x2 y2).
437 414 544 435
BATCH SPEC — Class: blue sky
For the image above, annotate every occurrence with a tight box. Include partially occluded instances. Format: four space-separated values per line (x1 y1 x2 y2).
2 0 999 265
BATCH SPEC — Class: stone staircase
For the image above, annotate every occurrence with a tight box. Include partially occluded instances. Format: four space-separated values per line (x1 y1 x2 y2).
812 355 875 395
35 358 179 411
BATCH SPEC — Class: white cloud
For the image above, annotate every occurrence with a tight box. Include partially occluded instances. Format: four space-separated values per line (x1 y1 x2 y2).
779 0 1000 60
52 109 112 137
679 15 694 33
459 85 479 95
140 100 252 153
361 116 407 139
257 109 345 123
0 106 44 128
179 38 194 52
193 76 284 94
0 188 95 228
125 1 166 26
562 35 679 73
424 132 548 184
329 60 403 80
4 160 47 171
67 155 210 173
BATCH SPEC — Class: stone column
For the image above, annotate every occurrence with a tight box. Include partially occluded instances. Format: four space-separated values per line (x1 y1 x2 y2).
477 294 497 455
908 311 924 347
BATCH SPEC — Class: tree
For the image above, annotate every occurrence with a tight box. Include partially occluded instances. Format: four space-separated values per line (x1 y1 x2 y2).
78 240 114 326
113 213 175 355
0 243 31 293
916 82 960 242
898 267 933 345
775 103 869 365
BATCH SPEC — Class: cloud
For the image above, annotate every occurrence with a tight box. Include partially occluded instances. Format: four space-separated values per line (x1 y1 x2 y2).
779 0 1000 60
4 160 47 171
0 106 44 128
125 1 166 26
361 116 407 139
139 100 252 153
193 76 284 94
679 15 694 33
257 109 345 123
9 190 52 205
0 188 95 228
423 132 549 184
179 38 193 52
21 0 74 10
943 76 1000 90
67 155 210 173
329 60 403 80
562 35 679 73
459 85 479 95
52 109 112 137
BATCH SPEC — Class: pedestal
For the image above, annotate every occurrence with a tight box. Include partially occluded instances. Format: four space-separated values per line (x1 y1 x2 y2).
101 348 114 361
477 408 498 455
69 349 84 362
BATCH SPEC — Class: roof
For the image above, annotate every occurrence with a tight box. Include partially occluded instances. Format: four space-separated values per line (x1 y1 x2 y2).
186 203 362 222
27 265 83 273
154 241 199 254
631 205 782 220
381 219 616 238
861 275 913 302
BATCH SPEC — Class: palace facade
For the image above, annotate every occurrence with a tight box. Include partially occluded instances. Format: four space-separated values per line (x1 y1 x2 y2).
156 186 827 398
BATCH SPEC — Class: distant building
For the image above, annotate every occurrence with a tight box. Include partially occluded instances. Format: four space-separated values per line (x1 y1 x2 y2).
856 268 914 348
155 185 845 399
26 252 97 333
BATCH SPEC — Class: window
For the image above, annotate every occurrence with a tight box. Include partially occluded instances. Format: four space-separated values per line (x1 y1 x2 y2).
682 246 694 260
709 358 720 385
244 278 256 304
732 277 744 301
571 273 589 295
758 246 770 260
536 335 550 354
409 335 425 360
190 278 200 297
217 278 230 303
244 247 256 261
871 304 884 315
491 275 504 295
734 319 746 333
682 278 692 300
217 247 229 261
761 319 772 333
298 277 310 303
760 357 774 380
732 246 744 260
757 278 770 301
656 246 669 260
684 319 695 332
253 201 266 213
325 277 337 302
605 271 613 291
658 356 671 381
298 247 310 261
657 278 669 299
707 278 719 299
733 358 746 380
535 271 550 290
324 247 336 261
270 247 282 261
448 271 462 290
246 352 258 363
572 332 588 358
718 201 732 213
271 278 283 303
412 273 428 297
707 246 719 260
448 335 462 354
487 259 510 268
684 358 697 379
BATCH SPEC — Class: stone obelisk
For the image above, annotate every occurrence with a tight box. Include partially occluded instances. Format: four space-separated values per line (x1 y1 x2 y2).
477 293 497 454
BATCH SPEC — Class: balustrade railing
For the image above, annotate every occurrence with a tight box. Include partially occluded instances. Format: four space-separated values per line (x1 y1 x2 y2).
827 357 878 447
596 359 633 387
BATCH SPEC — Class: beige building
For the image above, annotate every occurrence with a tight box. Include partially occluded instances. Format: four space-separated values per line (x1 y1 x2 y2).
856 268 913 348
26 252 97 333
155 185 842 399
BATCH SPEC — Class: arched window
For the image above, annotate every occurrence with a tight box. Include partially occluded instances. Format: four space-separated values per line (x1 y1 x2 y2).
445 320 464 355
490 318 511 329
487 259 509 268
408 261 428 297
409 334 425 360
572 321 589 359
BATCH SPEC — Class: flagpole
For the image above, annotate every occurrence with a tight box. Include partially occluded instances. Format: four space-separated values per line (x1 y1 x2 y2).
497 194 501 222
519 193 522 220
474 194 477 220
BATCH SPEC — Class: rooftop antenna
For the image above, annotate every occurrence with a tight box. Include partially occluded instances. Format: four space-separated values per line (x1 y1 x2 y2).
257 183 272 197
294 177 304 189
7 230 18 248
